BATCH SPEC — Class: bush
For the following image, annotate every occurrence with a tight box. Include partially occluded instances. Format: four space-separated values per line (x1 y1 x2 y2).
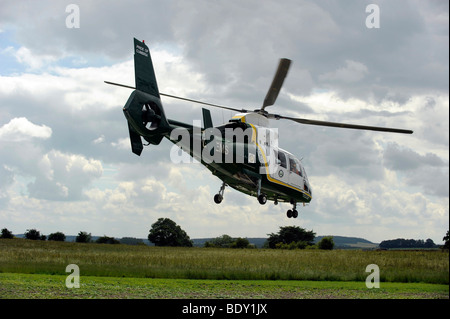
204 234 235 248
48 232 66 242
96 235 120 244
275 241 310 250
204 235 252 249
318 236 334 250
230 237 250 249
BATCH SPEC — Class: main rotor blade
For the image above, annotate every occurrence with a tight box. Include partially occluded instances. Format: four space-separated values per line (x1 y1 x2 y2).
262 58 291 110
279 115 413 134
105 81 135 90
159 93 245 113
105 81 245 112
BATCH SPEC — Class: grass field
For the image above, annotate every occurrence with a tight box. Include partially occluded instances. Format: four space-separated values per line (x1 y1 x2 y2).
0 239 448 299
1 273 448 299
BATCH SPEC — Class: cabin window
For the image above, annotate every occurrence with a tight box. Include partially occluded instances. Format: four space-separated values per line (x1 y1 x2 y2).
278 151 287 168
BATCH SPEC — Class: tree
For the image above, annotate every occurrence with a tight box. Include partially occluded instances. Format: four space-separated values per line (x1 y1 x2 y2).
231 237 250 249
424 238 435 249
148 218 193 247
48 232 66 242
443 231 450 250
318 236 335 250
75 231 92 243
0 228 14 239
24 229 46 240
266 226 316 249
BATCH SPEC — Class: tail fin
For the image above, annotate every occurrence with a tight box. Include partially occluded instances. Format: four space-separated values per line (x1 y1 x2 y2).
134 38 160 98
122 39 171 155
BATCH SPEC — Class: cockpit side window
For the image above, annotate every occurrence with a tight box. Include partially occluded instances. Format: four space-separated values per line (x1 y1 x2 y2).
289 157 302 176
278 151 287 168
301 165 307 178
289 157 298 175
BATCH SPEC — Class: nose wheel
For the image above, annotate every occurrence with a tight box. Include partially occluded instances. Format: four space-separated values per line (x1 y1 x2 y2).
214 182 226 204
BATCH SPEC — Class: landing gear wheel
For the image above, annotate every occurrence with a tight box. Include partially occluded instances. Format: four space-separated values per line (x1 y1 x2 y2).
214 194 223 204
287 200 298 218
214 182 226 204
257 194 267 205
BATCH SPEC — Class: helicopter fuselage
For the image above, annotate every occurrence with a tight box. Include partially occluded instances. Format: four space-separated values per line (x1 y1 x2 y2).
163 111 312 205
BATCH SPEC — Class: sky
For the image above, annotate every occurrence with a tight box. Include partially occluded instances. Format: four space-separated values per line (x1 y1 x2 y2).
0 0 448 244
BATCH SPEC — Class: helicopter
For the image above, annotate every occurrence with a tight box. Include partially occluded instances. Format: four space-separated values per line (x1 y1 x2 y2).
105 38 413 219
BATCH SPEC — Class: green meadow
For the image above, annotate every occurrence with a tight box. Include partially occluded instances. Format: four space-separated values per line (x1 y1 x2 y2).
0 239 448 299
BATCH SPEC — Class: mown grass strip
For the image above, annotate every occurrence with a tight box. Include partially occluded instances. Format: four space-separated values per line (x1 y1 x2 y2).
0 273 448 299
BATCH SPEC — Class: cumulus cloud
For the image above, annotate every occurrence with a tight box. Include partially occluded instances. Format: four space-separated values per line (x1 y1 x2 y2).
0 117 52 141
15 46 57 70
27 150 103 201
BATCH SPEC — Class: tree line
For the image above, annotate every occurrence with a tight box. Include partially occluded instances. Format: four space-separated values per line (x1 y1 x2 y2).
0 219 334 250
0 228 141 245
379 238 438 249
2 223 449 250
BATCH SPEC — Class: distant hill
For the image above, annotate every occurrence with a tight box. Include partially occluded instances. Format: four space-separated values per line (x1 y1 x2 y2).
193 236 378 249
